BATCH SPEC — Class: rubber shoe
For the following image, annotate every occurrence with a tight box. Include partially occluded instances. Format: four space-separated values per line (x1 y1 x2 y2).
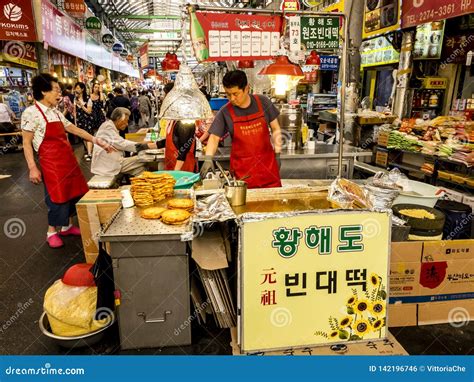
47 233 64 248
59 226 81 237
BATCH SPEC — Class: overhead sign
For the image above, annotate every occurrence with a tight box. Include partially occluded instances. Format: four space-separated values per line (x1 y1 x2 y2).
413 20 445 60
101 33 114 48
402 0 474 28
85 16 101 31
240 211 391 352
289 16 340 51
362 0 400 39
63 0 86 18
112 42 123 55
193 12 282 62
0 0 37 42
320 55 339 70
360 35 400 68
42 0 85 59
119 49 128 59
139 42 149 68
280 0 300 11
0 40 37 68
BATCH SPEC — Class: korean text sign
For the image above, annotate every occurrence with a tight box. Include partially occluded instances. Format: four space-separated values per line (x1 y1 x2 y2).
402 0 474 28
0 0 37 42
240 211 390 352
194 12 282 61
362 0 400 39
289 16 340 51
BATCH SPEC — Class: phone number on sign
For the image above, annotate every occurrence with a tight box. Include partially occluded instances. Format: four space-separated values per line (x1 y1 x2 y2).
419 4 456 23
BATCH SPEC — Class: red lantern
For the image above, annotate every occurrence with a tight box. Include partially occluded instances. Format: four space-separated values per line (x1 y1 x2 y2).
238 60 255 69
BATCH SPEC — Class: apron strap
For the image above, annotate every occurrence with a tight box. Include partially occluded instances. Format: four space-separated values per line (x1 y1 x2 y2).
253 95 264 113
35 102 49 123
226 101 237 121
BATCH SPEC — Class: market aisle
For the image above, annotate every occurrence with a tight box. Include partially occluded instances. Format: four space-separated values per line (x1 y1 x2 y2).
0 148 472 356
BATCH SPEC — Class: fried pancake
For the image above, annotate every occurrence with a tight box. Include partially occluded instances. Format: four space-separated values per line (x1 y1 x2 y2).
140 207 167 219
161 209 191 224
167 198 194 210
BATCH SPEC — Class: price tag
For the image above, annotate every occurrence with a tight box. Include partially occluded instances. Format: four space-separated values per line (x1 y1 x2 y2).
466 51 473 66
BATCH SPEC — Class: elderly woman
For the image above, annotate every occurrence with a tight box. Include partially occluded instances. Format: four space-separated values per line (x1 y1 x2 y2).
91 107 164 177
21 73 113 249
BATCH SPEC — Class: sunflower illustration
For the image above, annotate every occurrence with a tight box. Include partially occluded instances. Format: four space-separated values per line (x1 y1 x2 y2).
339 316 353 328
371 319 384 331
353 319 370 336
329 330 339 338
370 301 386 316
354 299 369 314
369 273 381 288
346 296 357 306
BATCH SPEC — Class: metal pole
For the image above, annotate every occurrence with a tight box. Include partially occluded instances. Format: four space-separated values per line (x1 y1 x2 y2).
338 14 348 178
196 5 344 17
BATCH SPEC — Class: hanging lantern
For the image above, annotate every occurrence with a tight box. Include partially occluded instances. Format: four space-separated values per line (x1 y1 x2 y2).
258 55 304 96
159 64 213 122
238 60 255 69
164 53 180 72
305 50 321 68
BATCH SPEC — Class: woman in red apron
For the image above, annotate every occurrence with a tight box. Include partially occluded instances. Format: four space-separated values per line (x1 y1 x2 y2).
227 95 281 189
164 120 197 172
22 74 113 249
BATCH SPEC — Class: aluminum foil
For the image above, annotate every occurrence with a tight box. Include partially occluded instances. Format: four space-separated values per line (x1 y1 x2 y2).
364 184 400 211
158 64 214 121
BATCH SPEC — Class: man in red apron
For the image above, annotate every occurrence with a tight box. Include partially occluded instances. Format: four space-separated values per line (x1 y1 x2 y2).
22 74 114 249
200 70 282 189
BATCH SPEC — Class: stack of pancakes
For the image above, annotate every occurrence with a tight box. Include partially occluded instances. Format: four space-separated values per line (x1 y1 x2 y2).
130 178 154 208
130 172 176 207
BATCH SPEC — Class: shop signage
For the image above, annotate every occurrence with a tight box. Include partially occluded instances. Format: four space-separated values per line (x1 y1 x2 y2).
193 12 282 62
119 49 128 59
63 0 86 18
0 0 37 42
302 0 321 7
321 0 344 12
112 42 123 54
289 16 340 51
85 16 101 31
101 33 114 48
360 35 400 68
240 211 390 352
362 0 400 39
0 40 37 68
42 0 85 60
413 20 445 60
280 0 300 11
423 77 448 89
139 42 149 68
402 0 474 29
320 55 339 71
441 33 474 65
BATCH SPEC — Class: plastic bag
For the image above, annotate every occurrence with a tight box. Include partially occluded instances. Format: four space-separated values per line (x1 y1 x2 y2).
43 280 107 336
327 178 372 209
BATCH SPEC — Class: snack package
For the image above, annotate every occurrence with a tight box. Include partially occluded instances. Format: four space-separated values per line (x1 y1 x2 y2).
327 178 372 209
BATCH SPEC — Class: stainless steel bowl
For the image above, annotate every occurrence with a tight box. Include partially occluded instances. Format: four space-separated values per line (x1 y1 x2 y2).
39 311 115 349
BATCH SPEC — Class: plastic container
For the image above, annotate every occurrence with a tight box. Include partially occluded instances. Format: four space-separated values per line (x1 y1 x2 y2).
154 171 200 189
209 98 228 111
393 180 443 208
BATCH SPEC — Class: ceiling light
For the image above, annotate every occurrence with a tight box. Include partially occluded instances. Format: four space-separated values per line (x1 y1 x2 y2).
258 55 304 96
238 60 255 69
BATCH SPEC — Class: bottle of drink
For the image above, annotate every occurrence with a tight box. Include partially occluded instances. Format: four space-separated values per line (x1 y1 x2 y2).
187 5 209 62
150 129 157 142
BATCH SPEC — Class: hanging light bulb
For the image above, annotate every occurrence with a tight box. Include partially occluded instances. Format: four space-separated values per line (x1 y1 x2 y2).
258 55 304 96
159 63 213 122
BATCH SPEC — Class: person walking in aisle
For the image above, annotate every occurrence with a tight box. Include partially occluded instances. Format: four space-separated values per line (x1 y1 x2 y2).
138 90 153 128
73 82 94 161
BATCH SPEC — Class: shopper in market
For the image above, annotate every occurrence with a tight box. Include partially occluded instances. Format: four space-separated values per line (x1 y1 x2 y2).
138 90 153 128
110 87 131 137
21 73 114 249
0 99 19 146
74 82 94 161
89 82 106 133
201 70 282 188
130 89 140 127
91 107 164 177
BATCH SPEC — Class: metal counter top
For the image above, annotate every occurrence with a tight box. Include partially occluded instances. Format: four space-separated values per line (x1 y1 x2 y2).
100 207 192 241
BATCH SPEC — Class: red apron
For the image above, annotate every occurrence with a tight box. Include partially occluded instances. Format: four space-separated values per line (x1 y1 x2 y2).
228 95 281 189
36 103 89 204
165 120 197 172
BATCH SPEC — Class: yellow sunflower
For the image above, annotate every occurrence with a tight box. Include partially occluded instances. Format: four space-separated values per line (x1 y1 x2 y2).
371 319 384 332
346 296 357 306
354 299 369 314
329 330 339 339
370 301 386 316
339 316 353 328
353 319 370 336
369 273 381 288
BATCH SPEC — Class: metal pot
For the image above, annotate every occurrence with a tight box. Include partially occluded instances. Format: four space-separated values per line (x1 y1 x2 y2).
224 180 247 206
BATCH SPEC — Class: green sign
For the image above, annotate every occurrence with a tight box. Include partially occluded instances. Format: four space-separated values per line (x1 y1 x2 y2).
300 16 340 50
86 17 102 31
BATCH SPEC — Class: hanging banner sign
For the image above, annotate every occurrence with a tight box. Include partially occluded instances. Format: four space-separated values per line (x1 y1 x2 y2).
0 40 37 68
193 12 282 62
119 49 128 59
320 55 339 71
0 0 37 42
402 0 474 29
112 42 123 55
280 0 300 11
85 16 101 31
42 0 85 59
360 35 400 68
289 16 340 51
240 211 391 352
101 33 114 48
362 0 400 39
63 0 86 18
139 42 149 68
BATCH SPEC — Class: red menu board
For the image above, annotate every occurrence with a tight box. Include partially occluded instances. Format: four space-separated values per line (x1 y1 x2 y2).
194 12 282 61
0 0 37 42
402 0 474 28
42 0 85 59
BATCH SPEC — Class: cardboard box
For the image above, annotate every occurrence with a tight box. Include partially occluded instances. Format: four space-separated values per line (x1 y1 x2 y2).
377 130 390 147
230 328 407 355
376 148 389 167
388 240 474 326
76 190 122 263
389 299 474 327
